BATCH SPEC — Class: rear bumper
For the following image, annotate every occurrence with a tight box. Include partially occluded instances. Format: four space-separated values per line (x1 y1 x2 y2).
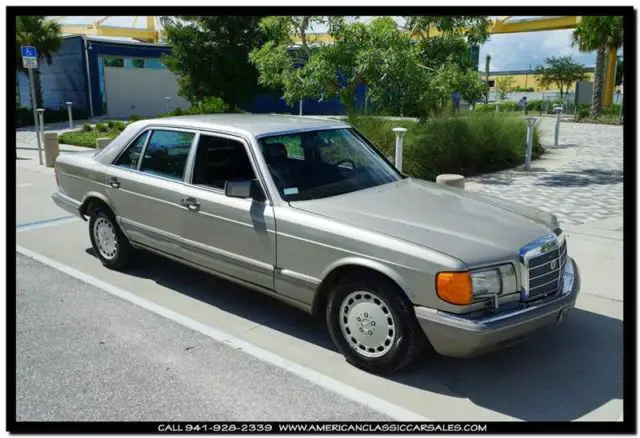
52 192 84 219
416 258 581 358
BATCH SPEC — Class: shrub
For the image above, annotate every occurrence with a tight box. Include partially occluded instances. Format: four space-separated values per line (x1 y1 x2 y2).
114 121 127 131
95 123 108 132
82 123 93 132
473 102 519 112
602 104 621 116
526 99 545 112
347 113 543 181
128 114 142 122
188 97 228 115
107 120 116 128
577 106 590 119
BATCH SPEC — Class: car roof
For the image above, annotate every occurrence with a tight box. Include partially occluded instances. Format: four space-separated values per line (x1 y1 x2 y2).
141 114 351 138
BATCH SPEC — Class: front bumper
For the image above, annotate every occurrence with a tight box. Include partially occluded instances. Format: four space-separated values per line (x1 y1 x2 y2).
416 257 581 358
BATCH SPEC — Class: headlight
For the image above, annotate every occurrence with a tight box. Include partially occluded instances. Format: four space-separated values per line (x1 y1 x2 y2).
436 264 517 305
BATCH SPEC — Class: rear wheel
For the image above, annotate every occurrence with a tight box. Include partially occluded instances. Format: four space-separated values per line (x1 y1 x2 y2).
88 208 134 270
326 273 426 374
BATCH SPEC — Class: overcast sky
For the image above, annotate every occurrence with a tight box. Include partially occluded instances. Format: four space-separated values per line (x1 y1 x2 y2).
56 16 599 71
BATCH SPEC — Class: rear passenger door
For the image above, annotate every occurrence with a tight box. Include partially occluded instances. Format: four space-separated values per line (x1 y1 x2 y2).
106 128 197 256
178 132 277 290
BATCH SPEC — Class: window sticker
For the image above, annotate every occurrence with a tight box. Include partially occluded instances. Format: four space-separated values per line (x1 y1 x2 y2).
283 187 299 195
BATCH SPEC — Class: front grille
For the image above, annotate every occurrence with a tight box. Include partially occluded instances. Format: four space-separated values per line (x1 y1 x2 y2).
526 239 567 299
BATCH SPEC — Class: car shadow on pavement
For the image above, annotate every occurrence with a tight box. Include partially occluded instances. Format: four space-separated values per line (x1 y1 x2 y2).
534 169 624 187
85 248 623 421
393 307 623 421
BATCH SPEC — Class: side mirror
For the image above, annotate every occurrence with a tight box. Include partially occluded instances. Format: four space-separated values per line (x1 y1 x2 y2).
224 179 265 201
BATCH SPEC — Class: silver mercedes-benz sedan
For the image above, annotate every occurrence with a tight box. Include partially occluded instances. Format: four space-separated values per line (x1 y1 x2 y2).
52 114 580 374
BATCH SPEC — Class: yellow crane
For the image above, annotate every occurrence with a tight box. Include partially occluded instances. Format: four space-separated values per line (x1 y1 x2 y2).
51 15 619 105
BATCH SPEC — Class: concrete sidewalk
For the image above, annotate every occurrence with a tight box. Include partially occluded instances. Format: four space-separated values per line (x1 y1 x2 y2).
466 119 623 226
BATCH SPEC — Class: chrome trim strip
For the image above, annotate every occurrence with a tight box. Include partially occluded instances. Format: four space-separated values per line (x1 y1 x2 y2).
120 217 274 274
275 269 320 288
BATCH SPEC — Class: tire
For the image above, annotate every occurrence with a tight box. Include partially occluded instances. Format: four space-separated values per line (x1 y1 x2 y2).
326 272 426 374
88 207 134 270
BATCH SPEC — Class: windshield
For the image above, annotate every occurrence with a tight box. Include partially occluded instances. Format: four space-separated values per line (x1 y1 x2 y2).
257 128 402 201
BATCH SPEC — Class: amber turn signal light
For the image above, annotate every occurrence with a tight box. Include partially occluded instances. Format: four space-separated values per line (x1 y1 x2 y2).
436 272 473 305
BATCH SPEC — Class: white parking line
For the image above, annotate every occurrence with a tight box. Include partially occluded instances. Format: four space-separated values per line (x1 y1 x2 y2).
17 183 34 188
16 216 80 232
16 245 431 422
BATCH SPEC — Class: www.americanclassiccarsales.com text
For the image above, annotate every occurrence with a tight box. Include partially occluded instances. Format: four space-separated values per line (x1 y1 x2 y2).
157 422 489 433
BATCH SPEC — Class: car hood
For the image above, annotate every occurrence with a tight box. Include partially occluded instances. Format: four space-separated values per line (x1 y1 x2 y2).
289 178 557 268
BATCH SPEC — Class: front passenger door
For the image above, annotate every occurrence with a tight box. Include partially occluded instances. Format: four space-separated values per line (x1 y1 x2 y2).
178 133 277 290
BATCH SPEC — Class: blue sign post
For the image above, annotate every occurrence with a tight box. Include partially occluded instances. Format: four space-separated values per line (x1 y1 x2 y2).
21 45 43 164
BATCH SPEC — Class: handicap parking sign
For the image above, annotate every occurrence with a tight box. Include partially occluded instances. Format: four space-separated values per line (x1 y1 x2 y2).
21 46 37 58
21 46 38 69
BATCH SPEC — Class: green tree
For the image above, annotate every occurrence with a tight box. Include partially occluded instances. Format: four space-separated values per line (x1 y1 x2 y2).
535 56 588 96
15 16 63 108
249 16 360 111
572 16 623 117
160 16 264 108
495 76 515 100
250 16 488 118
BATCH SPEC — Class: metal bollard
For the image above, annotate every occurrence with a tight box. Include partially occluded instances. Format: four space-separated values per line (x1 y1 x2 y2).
165 96 171 113
524 117 538 171
299 99 303 116
554 105 563 147
37 108 45 165
392 127 407 172
495 103 500 113
43 132 60 168
66 101 73 129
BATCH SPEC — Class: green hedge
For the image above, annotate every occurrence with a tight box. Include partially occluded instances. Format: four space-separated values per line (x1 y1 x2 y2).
16 105 87 128
473 102 519 112
59 122 126 147
348 113 543 181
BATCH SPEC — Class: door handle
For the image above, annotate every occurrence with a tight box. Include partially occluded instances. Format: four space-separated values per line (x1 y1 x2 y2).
108 177 120 189
181 197 200 212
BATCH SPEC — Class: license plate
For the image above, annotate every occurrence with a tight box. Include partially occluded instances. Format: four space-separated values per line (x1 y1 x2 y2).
557 306 571 325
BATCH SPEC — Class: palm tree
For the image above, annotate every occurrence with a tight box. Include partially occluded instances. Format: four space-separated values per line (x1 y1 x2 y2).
16 16 63 108
572 16 623 118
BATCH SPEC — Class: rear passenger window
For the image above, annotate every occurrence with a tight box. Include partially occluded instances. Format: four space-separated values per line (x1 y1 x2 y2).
139 130 195 180
114 131 149 169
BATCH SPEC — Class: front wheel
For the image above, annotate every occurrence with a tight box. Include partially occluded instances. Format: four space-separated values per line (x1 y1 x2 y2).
89 208 134 270
326 273 426 374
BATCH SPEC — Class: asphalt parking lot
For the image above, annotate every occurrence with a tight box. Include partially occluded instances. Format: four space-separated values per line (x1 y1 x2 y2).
15 140 623 421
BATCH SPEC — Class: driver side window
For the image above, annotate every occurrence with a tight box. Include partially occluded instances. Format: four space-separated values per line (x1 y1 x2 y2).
191 134 256 189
